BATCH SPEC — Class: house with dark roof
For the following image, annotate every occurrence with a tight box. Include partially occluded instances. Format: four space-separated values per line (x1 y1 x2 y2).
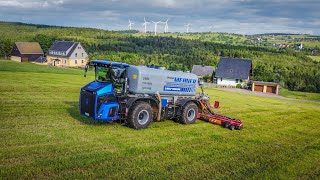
10 42 44 62
191 65 215 81
215 57 252 86
47 41 88 67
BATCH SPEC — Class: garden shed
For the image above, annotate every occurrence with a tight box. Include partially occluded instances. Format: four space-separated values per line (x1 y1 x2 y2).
251 81 280 95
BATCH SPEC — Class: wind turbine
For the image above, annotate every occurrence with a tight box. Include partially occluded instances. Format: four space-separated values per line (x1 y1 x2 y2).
128 19 134 30
185 23 191 33
142 17 150 33
164 19 169 33
209 25 214 32
151 21 162 35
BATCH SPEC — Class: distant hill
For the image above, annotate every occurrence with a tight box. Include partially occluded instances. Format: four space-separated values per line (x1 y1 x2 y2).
0 21 319 93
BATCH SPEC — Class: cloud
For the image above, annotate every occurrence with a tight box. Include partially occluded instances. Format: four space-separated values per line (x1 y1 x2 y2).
0 0 319 34
0 0 64 8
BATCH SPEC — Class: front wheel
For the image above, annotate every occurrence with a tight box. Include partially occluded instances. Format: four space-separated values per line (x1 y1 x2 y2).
179 102 198 124
127 101 153 129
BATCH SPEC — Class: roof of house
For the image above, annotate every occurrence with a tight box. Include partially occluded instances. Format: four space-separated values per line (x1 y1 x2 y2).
215 57 252 79
49 41 75 51
191 65 215 77
15 42 44 54
251 80 279 85
34 56 47 63
48 41 79 57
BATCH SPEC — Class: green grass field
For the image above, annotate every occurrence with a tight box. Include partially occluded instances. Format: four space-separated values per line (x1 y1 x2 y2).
281 88 320 101
308 56 320 62
1 60 320 179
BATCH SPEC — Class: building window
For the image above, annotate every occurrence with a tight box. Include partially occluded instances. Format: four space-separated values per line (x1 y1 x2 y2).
236 79 239 83
81 60 84 64
75 60 77 64
75 53 77 57
82 53 84 57
220 78 222 81
64 60 66 64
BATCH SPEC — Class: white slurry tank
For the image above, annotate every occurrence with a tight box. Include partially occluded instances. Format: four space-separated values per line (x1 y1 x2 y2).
126 65 198 96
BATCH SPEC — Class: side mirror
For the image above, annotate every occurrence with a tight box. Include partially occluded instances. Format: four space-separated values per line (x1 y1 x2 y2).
199 80 205 95
84 64 89 77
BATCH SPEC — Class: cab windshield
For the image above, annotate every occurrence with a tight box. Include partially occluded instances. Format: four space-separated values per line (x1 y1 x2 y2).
95 66 111 82
95 65 126 85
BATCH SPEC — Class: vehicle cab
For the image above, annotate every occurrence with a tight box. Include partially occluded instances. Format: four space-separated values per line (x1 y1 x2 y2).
79 60 129 121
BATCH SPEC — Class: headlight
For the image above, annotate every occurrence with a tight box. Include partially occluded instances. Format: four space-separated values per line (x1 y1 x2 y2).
98 110 104 118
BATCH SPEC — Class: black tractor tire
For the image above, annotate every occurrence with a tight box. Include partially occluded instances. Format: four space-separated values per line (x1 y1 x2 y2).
224 122 230 128
229 125 235 131
127 101 153 129
179 102 198 124
235 125 243 130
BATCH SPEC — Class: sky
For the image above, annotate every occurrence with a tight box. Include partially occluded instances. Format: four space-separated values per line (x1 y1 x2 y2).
0 0 319 35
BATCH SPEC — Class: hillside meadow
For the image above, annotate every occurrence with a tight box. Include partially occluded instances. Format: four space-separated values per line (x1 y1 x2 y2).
280 88 320 101
309 55 320 62
0 60 319 179
1 22 320 93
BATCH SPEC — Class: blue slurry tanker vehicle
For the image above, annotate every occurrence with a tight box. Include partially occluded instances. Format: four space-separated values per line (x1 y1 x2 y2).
79 60 243 130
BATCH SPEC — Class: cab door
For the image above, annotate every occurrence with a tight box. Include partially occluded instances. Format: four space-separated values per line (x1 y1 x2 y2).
95 94 119 121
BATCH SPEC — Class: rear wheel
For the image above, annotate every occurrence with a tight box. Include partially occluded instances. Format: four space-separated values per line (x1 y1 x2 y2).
223 122 230 128
179 102 198 124
229 125 235 130
127 101 153 129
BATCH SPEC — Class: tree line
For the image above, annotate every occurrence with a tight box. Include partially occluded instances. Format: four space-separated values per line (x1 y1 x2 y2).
0 22 319 92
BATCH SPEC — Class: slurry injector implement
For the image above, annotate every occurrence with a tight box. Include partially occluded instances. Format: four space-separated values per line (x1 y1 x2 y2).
79 60 243 130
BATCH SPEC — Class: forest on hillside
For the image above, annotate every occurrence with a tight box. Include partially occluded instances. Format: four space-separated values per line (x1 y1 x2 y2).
0 22 319 93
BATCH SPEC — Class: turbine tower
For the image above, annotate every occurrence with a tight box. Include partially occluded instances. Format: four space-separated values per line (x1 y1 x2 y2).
209 25 214 32
164 19 169 33
128 19 134 30
151 21 162 35
142 17 150 33
185 23 191 33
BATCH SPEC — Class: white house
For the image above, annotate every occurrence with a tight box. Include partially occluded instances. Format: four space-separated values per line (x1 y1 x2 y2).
46 41 89 67
215 57 252 86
